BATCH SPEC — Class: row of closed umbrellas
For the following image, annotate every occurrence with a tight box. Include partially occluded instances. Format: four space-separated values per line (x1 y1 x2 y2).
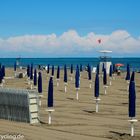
0 62 137 136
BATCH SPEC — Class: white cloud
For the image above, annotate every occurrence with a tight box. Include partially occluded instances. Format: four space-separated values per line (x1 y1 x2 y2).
0 29 140 57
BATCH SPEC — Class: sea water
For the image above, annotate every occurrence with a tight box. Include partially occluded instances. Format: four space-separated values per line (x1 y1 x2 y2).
0 58 140 71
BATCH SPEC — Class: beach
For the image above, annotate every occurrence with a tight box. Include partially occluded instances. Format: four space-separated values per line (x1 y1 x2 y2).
0 68 140 140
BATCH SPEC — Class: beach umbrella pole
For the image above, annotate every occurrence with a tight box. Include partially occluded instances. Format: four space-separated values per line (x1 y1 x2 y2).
109 78 112 86
65 86 67 93
39 95 43 106
128 119 138 136
31 83 33 90
94 98 101 113
70 74 73 81
104 86 108 95
56 79 60 87
64 83 67 93
127 80 130 92
46 108 55 125
76 88 79 100
89 80 92 88
76 90 78 100
30 80 33 89
113 74 115 80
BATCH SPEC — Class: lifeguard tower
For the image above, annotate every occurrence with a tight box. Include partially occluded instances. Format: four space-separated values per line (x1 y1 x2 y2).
99 50 112 74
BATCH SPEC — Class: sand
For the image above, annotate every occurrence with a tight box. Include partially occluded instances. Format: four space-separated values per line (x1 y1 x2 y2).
0 68 140 140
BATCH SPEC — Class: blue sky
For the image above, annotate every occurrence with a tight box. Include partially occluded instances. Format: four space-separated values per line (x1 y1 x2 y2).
0 0 140 57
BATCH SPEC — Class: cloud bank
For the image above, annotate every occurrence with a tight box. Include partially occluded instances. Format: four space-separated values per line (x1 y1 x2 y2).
0 30 140 57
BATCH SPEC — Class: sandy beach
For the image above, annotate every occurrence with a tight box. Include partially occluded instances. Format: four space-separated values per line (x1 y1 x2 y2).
0 68 140 140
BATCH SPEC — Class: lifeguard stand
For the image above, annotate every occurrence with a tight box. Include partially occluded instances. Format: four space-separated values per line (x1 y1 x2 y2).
99 50 112 74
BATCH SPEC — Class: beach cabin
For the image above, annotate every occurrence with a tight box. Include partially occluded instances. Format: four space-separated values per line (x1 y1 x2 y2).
99 50 112 74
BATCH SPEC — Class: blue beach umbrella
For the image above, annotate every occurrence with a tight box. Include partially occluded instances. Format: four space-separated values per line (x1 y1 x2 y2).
64 64 67 83
30 64 33 80
38 72 42 93
56 65 60 79
2 65 5 77
109 65 113 85
14 62 16 71
80 64 83 72
48 77 53 107
88 65 92 80
34 69 37 86
102 63 105 72
125 64 130 81
109 65 113 77
103 68 107 85
130 71 135 82
51 65 54 76
129 71 136 118
75 66 80 88
47 64 50 74
94 73 100 112
94 73 99 98
76 65 80 76
70 64 73 74
0 69 2 83
27 65 30 77
96 64 99 75
113 64 116 73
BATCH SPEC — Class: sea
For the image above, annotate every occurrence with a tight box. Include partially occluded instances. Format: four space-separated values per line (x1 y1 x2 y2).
0 58 140 71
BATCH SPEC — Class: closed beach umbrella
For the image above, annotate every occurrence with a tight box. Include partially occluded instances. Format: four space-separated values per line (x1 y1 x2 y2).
94 73 100 112
0 69 2 83
56 65 60 79
70 64 73 74
125 64 130 81
64 64 67 83
95 73 99 98
34 69 37 86
88 65 92 80
56 65 60 87
75 65 80 100
103 68 108 94
38 72 42 93
129 72 136 118
128 71 137 136
103 68 107 85
2 65 5 77
80 64 83 72
47 64 50 74
48 77 53 107
109 65 113 77
30 64 33 80
96 64 99 75
27 65 30 77
14 62 16 71
102 63 105 72
75 67 80 88
46 77 54 125
64 64 67 93
113 64 116 73
109 65 113 85
52 65 54 76
88 64 92 88
130 71 135 82
70 64 73 81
